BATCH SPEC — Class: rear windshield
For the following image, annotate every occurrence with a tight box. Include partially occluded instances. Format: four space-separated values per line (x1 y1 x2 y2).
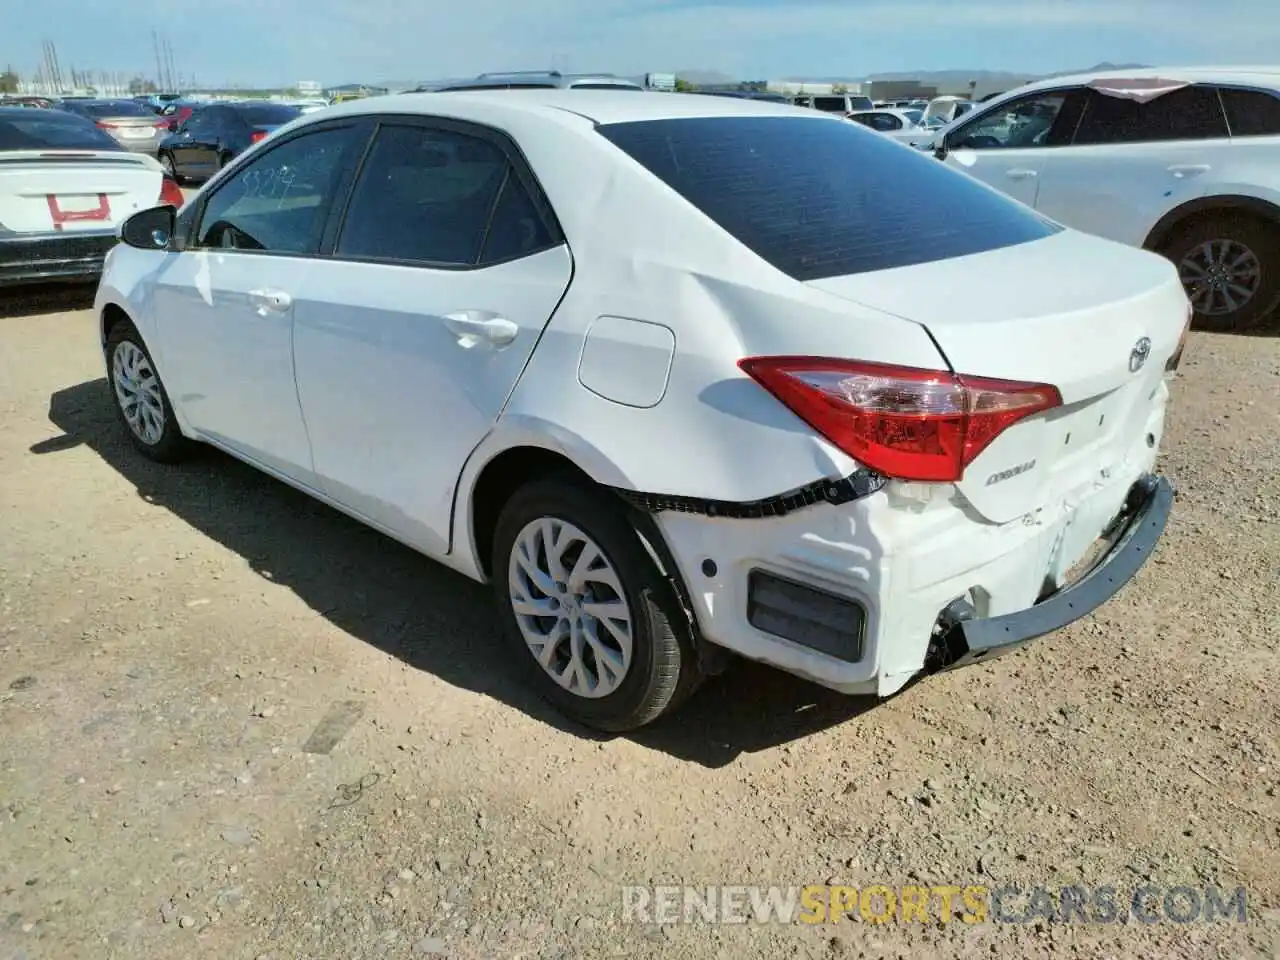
569 82 643 90
79 101 155 118
597 115 1061 281
235 104 302 126
0 114 123 150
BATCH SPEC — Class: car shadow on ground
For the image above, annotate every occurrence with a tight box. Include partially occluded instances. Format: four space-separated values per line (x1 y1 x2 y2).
34 378 879 768
0 283 97 320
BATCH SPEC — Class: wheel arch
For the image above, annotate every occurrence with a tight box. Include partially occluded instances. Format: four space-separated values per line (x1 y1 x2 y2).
1143 194 1280 252
100 301 133 351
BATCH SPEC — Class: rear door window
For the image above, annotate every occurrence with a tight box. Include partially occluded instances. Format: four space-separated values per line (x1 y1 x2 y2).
598 115 1061 281
1219 87 1280 136
812 97 847 112
1072 85 1228 144
0 114 122 150
335 124 510 265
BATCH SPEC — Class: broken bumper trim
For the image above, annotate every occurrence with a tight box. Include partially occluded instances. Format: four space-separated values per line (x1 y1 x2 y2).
944 473 1174 669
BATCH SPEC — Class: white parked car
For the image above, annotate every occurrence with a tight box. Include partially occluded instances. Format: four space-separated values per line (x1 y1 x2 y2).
930 67 1280 329
847 108 929 145
95 91 1184 732
0 106 184 287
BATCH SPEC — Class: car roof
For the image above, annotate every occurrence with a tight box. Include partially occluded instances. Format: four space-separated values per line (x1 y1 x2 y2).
0 105 87 120
323 88 814 127
1017 65 1280 94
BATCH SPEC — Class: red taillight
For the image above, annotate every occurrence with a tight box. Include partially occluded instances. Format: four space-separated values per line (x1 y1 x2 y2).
158 174 184 208
738 357 1062 483
250 130 267 144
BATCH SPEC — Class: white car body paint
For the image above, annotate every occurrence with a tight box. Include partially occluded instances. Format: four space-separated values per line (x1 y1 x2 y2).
95 90 1186 700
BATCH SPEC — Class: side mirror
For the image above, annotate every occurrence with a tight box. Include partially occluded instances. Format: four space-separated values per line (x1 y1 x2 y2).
933 136 949 160
120 205 175 251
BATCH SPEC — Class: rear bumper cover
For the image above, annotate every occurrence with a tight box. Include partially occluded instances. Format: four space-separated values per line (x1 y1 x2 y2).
0 232 118 286
941 474 1174 668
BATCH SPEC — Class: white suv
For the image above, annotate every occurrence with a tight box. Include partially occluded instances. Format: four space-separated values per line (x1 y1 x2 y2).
95 92 1185 732
932 67 1280 330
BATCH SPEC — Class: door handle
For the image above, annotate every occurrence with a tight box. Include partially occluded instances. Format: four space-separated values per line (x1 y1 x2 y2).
247 288 293 314
443 312 518 347
1006 168 1038 180
1168 164 1210 178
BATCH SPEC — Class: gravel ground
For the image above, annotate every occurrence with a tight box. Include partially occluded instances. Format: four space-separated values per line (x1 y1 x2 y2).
0 289 1277 960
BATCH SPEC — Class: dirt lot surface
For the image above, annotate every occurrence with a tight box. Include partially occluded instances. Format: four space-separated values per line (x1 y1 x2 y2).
1 288 1278 960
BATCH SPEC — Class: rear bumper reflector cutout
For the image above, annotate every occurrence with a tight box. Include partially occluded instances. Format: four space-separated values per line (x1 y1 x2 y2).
747 569 866 662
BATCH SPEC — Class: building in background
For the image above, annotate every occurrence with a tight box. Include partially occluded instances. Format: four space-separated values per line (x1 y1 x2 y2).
863 79 939 101
766 79 866 96
645 72 676 91
297 80 323 96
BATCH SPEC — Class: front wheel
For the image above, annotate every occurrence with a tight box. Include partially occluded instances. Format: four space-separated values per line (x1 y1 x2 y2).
106 319 189 463
1162 215 1280 331
491 477 703 732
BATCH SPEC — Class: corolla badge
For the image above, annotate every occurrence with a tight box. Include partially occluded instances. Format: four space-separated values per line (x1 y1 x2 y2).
1129 337 1152 373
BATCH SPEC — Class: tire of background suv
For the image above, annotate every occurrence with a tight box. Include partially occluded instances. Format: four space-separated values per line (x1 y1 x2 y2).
491 476 704 733
105 319 190 464
1160 213 1280 331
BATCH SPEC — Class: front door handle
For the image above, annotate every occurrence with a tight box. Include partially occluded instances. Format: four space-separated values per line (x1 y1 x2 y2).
247 288 292 314
443 312 518 347
1006 168 1038 180
1168 164 1210 178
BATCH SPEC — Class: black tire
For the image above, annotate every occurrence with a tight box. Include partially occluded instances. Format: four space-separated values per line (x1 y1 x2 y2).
1160 214 1280 331
491 477 703 732
105 319 190 464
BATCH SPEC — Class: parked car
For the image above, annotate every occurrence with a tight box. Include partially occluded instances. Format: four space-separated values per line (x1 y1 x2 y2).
157 101 303 182
56 99 168 155
158 99 203 131
928 67 1280 329
794 93 875 113
96 91 1182 732
698 90 792 104
0 96 56 109
292 98 331 114
847 108 929 144
425 71 645 92
0 107 183 286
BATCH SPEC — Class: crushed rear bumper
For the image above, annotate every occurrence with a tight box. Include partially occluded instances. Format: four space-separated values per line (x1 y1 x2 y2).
0 231 118 286
939 474 1174 669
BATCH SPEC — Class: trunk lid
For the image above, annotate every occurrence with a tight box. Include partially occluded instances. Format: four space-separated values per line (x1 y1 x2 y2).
806 230 1188 523
95 115 163 145
0 151 162 234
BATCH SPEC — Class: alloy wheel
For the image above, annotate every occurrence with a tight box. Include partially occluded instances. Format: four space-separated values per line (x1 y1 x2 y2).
507 517 634 699
111 341 165 445
1178 238 1261 317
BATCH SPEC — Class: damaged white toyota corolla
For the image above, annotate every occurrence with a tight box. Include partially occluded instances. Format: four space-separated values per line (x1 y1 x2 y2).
95 90 1187 732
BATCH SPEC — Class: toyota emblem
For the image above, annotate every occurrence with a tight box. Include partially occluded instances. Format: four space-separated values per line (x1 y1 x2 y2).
1129 337 1152 373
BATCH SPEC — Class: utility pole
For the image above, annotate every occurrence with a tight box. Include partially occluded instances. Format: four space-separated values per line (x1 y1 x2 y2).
152 29 166 91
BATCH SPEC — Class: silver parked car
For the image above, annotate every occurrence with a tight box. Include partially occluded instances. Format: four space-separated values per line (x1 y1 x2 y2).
56 99 165 156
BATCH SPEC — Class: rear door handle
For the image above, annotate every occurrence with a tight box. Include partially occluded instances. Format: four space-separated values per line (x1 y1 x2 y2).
443 312 518 347
1168 164 1210 178
1006 168 1038 180
247 288 292 314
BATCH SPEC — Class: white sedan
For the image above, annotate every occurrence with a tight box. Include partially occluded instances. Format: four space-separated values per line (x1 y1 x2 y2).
96 91 1185 731
0 106 184 286
847 107 930 145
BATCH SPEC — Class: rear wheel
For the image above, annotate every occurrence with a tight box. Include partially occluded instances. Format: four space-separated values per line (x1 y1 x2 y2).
1161 214 1280 331
491 477 703 732
106 319 189 463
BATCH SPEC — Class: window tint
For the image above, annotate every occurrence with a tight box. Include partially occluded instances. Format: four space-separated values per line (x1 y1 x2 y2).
195 126 363 253
598 116 1060 282
812 97 846 112
479 172 554 263
951 93 1070 149
336 125 508 265
1219 87 1280 136
235 104 302 126
1073 86 1227 145
79 100 155 118
569 82 643 91
0 113 122 150
849 97 874 111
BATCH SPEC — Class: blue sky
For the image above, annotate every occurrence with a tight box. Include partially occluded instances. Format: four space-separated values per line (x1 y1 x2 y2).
7 0 1280 87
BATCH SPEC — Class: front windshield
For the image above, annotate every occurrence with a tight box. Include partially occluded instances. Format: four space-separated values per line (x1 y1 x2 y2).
903 109 923 124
